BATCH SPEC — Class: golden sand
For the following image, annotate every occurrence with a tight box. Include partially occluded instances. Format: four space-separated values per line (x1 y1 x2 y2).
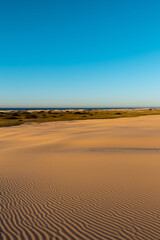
1 116 160 239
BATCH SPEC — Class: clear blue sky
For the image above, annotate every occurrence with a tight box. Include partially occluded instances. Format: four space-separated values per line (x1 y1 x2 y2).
0 0 160 108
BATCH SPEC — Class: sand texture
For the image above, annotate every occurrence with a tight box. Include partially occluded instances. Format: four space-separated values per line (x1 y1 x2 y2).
1 116 160 239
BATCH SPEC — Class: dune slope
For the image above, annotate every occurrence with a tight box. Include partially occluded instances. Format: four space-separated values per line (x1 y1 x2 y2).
1 116 160 239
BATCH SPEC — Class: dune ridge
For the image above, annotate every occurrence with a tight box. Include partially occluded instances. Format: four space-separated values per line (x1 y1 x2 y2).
1 116 160 239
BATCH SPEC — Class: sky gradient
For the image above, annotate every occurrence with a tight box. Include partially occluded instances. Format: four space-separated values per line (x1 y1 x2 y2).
1 0 160 107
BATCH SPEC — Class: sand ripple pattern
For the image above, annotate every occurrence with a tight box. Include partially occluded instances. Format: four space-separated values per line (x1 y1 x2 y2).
1 176 160 240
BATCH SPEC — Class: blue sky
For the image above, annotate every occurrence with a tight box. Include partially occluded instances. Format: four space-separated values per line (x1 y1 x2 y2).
0 0 160 107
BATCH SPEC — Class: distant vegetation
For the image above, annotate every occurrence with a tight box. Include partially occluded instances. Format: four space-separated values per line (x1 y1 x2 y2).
0 109 160 127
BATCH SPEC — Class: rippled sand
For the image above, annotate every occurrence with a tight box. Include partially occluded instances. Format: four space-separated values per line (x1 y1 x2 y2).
1 116 160 239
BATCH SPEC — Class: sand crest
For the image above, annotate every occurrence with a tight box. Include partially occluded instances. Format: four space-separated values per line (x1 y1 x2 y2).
1 116 160 239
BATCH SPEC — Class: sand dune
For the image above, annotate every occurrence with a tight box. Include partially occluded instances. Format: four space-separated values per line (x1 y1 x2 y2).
1 116 160 239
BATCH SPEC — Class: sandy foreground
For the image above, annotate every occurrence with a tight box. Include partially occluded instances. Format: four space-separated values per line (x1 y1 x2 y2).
1 116 160 240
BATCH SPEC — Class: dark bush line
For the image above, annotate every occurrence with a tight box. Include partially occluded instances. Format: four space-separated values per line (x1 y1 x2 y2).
5 117 19 119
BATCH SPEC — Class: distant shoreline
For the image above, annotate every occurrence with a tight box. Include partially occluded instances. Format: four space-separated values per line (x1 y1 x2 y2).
0 107 160 112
